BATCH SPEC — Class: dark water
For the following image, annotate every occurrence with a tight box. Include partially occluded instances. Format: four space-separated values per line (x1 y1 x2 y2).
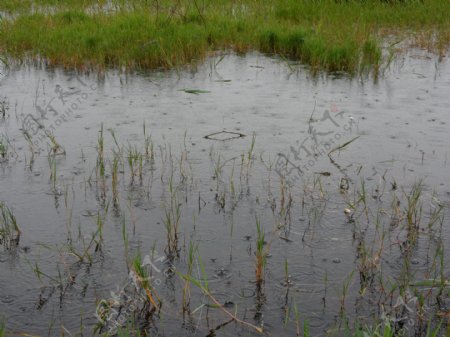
0 51 449 336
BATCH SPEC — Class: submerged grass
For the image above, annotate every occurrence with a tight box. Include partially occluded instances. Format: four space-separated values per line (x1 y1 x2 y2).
0 0 448 74
255 217 267 287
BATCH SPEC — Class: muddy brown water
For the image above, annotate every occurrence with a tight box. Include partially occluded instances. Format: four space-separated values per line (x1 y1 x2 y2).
0 51 449 336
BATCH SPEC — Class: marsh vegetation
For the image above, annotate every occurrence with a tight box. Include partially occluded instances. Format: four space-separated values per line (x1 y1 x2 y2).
0 1 449 336
0 0 449 74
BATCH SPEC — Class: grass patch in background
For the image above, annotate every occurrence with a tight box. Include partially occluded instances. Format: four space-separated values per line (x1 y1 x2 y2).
0 0 448 75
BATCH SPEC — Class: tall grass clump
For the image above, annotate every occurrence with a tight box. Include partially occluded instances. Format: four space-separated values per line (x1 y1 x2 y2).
182 241 197 315
405 182 423 229
0 99 8 118
0 137 8 160
111 154 120 206
255 218 268 287
164 174 181 258
401 181 423 251
132 253 161 310
0 55 9 74
0 202 21 247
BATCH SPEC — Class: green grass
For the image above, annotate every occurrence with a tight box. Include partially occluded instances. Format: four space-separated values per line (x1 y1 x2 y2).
0 0 99 13
0 137 8 159
0 202 20 245
0 0 448 74
255 217 267 285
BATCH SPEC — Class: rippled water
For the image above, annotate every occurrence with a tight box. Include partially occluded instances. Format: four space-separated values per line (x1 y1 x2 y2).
0 51 449 336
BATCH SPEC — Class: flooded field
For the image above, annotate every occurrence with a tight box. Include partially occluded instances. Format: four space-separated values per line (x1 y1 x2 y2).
0 51 450 336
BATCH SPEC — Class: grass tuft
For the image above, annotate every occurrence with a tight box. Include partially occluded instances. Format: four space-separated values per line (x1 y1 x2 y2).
255 217 267 286
0 202 20 248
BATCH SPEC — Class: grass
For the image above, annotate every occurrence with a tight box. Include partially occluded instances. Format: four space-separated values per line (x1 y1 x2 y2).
47 154 57 190
46 132 65 155
182 241 197 315
0 98 8 118
164 173 181 258
111 154 120 205
0 137 7 159
0 202 20 247
127 146 143 183
132 253 161 309
255 217 268 286
0 0 449 74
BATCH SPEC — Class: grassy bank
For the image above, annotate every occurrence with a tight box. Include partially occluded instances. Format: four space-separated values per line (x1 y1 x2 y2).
0 0 449 74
